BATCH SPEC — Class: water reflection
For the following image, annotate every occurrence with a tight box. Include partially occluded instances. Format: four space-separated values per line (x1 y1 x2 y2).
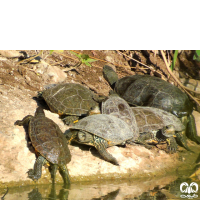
1 173 200 200
28 184 69 200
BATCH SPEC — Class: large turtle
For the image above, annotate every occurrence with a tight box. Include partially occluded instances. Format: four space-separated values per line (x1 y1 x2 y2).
102 93 188 153
14 107 71 185
39 83 105 125
65 114 134 165
103 65 200 144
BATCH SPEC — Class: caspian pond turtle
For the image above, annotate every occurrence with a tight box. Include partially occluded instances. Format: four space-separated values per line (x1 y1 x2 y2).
38 83 105 125
66 114 133 165
102 93 188 153
103 65 200 145
14 107 71 185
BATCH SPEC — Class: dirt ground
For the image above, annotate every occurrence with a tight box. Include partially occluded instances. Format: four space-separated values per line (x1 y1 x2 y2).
1 50 200 94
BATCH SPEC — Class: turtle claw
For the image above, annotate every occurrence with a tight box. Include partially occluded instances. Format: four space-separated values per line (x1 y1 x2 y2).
27 169 40 181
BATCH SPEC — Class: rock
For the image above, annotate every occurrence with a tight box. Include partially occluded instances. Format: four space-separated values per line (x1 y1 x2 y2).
0 50 24 58
45 64 67 83
0 84 183 188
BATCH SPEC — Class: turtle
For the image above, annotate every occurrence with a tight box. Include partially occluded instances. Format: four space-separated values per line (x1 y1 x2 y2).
38 83 105 125
65 114 134 165
101 93 188 153
103 65 200 145
14 107 71 185
130 106 190 152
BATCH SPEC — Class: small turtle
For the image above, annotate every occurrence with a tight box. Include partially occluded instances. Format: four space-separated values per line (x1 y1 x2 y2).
102 93 187 153
39 83 105 125
103 65 200 145
14 107 71 185
66 114 133 165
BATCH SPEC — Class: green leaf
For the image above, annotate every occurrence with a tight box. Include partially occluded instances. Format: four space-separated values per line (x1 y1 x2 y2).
85 62 92 67
86 58 97 63
170 50 178 71
193 50 200 61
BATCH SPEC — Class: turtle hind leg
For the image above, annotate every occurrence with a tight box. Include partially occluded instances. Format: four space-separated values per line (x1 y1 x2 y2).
49 164 58 184
58 165 71 186
186 114 200 144
133 132 157 149
61 115 79 126
14 115 33 126
93 135 119 166
28 155 47 181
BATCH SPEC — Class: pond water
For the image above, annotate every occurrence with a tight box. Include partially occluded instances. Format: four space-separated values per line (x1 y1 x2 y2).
1 168 200 200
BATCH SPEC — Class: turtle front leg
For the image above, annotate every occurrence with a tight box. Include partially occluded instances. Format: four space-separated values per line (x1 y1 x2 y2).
59 164 71 185
166 137 178 153
175 131 193 152
14 115 33 126
28 156 47 181
186 114 200 144
93 135 119 166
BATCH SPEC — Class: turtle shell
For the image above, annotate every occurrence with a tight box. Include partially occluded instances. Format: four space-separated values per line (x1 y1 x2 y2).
101 94 139 140
131 106 185 134
29 108 71 165
41 83 97 116
70 114 133 146
114 75 193 118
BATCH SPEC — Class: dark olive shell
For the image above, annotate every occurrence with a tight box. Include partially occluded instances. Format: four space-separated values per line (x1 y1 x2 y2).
41 83 97 116
114 75 193 118
29 109 71 165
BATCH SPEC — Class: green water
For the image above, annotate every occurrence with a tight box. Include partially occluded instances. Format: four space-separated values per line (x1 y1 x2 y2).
1 170 200 200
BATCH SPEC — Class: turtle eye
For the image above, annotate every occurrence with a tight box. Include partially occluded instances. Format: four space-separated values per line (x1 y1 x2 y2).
78 132 86 142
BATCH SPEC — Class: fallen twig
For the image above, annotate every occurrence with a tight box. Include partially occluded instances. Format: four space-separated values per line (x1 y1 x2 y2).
1 187 8 200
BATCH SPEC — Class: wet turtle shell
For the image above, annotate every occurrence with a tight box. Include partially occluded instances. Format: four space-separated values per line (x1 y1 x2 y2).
14 107 71 184
70 114 133 146
39 83 102 124
103 65 193 118
27 107 71 165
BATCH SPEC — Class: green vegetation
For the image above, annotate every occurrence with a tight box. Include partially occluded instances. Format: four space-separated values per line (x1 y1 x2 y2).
193 50 200 62
170 50 179 71
70 51 97 67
